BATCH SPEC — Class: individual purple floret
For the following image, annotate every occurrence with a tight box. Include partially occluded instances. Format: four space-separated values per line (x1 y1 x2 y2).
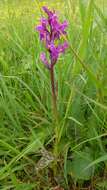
36 6 69 68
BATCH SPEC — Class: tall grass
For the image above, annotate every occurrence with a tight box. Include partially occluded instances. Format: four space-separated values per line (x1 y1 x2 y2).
0 0 107 189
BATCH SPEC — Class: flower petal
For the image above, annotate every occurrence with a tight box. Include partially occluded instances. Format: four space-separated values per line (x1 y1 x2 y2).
42 6 53 17
49 43 59 64
60 21 68 32
40 52 50 69
57 42 69 53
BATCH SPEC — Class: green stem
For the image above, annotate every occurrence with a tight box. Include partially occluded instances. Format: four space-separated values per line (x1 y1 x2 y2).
50 66 59 162
50 66 58 120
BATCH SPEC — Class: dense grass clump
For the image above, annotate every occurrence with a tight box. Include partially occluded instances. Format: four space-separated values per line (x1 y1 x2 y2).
0 0 107 189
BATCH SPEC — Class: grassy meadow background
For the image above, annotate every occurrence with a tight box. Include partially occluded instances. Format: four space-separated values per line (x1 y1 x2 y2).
0 0 107 189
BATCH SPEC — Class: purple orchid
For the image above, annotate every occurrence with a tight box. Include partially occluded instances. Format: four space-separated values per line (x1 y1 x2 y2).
36 6 69 119
36 6 69 69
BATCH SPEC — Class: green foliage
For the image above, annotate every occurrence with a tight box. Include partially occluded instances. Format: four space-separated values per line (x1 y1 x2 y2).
66 150 94 180
0 0 107 189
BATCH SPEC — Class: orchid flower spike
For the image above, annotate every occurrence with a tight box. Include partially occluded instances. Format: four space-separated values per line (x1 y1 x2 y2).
36 6 69 69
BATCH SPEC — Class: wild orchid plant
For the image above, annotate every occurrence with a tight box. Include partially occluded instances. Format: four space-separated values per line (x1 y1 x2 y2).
36 6 68 118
